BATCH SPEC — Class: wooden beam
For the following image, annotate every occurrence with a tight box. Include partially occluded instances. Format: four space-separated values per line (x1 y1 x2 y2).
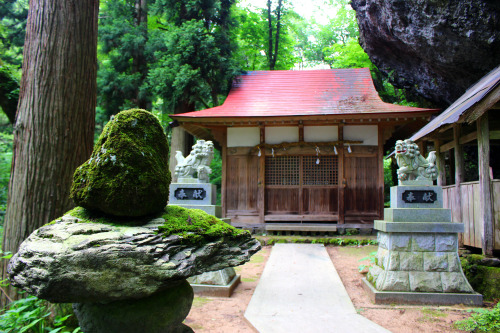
477 113 494 256
465 84 500 123
258 126 266 223
459 131 477 145
454 124 464 225
434 139 446 186
439 140 455 153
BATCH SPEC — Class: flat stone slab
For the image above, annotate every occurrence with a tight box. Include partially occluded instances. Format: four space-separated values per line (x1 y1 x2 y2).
190 274 241 297
244 244 390 332
384 208 451 222
362 278 483 306
375 220 464 233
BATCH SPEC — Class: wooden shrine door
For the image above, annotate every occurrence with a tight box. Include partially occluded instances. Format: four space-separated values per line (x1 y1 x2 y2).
342 148 381 222
264 155 339 221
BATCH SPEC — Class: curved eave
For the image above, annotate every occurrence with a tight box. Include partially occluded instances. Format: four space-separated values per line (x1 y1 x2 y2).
171 108 440 125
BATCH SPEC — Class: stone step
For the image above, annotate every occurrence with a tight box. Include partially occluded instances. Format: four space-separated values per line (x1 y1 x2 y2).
384 208 451 222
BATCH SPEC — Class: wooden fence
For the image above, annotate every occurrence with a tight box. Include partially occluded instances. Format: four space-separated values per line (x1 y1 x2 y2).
443 180 500 250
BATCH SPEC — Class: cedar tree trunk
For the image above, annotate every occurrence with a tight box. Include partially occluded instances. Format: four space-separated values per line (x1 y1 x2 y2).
1 0 99 305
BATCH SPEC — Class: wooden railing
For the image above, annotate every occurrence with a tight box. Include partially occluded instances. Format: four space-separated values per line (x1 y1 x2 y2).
442 179 500 249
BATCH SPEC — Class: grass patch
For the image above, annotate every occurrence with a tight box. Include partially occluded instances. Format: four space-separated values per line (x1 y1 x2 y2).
249 254 264 264
241 277 257 282
192 297 212 307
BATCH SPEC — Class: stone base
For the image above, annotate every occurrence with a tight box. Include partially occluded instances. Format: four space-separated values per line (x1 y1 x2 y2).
73 280 194 333
362 278 483 306
169 183 217 206
190 274 241 297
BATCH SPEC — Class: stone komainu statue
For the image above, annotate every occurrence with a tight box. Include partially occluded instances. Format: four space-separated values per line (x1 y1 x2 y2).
395 139 438 183
174 140 214 183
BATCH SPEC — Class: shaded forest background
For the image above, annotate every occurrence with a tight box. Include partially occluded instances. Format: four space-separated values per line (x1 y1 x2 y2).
0 0 424 226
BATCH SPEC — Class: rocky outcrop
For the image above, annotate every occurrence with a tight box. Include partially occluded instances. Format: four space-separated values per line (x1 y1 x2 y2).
70 109 171 217
8 213 260 303
351 0 500 107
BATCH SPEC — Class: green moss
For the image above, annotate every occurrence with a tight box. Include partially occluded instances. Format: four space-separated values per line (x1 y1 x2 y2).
158 205 248 240
461 255 500 301
70 109 171 217
61 206 155 226
192 297 212 307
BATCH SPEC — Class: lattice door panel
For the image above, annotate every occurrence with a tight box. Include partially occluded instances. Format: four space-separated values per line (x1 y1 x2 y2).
303 156 338 185
265 156 300 185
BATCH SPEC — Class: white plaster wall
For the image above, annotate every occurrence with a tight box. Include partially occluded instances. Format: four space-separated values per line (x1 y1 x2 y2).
304 126 338 142
343 125 378 145
227 127 260 147
265 127 299 144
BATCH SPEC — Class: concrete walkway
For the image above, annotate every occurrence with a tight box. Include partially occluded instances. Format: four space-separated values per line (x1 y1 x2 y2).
244 244 391 333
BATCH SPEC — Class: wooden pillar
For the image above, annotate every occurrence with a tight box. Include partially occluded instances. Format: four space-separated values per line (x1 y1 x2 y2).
221 130 227 218
258 126 266 224
477 113 494 256
453 124 464 224
434 139 446 186
378 125 384 219
338 125 345 224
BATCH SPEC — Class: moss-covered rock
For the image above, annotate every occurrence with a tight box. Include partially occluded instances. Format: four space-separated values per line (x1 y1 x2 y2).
462 255 500 301
70 109 170 217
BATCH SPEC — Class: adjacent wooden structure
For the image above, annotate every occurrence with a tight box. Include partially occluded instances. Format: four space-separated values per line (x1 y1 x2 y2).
172 69 438 228
410 65 500 255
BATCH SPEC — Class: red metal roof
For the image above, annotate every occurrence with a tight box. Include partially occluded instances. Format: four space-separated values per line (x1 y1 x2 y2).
173 68 437 119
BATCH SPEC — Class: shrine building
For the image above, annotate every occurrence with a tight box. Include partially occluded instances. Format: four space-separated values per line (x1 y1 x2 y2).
171 68 438 232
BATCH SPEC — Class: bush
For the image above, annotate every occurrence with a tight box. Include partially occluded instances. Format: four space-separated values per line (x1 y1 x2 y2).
0 295 80 333
454 302 500 332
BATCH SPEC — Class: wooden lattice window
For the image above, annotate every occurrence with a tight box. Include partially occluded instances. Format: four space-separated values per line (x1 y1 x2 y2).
265 156 300 185
303 156 338 185
265 156 338 186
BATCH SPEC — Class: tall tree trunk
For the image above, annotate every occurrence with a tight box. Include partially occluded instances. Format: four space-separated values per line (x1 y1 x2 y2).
272 0 282 69
267 0 274 70
0 0 99 306
133 0 149 109
169 101 195 182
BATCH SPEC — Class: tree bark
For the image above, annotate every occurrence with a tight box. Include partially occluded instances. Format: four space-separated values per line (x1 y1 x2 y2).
272 0 282 70
1 0 99 306
267 0 274 69
133 0 149 109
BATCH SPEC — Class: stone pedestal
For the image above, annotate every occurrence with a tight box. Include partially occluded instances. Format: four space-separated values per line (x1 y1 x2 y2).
169 181 239 296
363 184 482 305
73 280 194 333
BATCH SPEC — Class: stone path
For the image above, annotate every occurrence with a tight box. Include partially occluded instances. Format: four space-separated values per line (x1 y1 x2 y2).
244 243 391 333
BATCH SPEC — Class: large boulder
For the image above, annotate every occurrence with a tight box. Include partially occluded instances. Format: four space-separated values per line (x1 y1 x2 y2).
351 0 500 107
7 206 261 303
70 109 171 217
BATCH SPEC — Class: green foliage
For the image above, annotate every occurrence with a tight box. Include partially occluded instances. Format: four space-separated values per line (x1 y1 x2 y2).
383 158 394 205
358 251 377 272
259 236 377 246
0 295 80 333
209 149 222 205
97 0 151 123
454 303 500 332
232 1 299 71
148 0 237 116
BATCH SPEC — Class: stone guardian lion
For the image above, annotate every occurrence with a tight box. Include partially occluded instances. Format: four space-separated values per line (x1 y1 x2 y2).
395 139 438 183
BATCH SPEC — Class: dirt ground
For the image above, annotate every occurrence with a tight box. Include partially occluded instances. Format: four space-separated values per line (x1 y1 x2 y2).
185 245 479 332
